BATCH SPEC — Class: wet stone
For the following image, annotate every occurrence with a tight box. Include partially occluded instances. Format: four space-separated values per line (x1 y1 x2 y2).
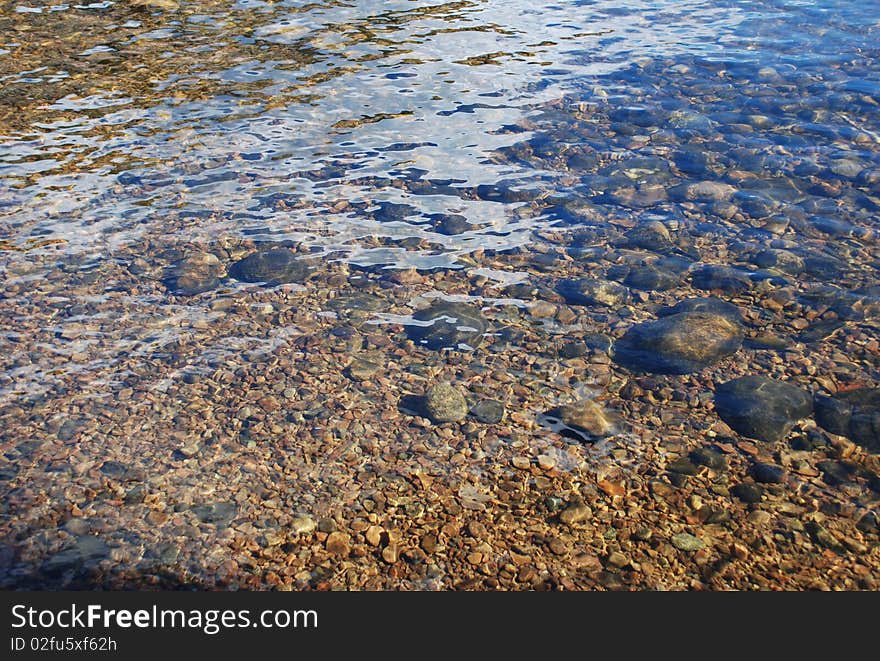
43 536 109 576
57 419 84 442
805 521 842 552
191 502 237 526
556 278 628 308
751 462 786 484
346 358 381 380
668 458 699 475
613 311 742 374
99 461 130 480
658 297 742 323
583 333 614 352
674 181 737 202
691 265 753 294
816 461 852 486
623 221 673 252
228 249 311 284
558 498 592 526
670 533 705 552
560 341 589 358
856 512 879 534
689 447 728 471
734 191 778 219
406 301 487 351
814 388 880 453
325 531 351 556
751 249 805 275
470 399 506 424
554 399 622 440
799 320 844 343
714 376 812 443
623 264 680 291
732 483 764 504
431 214 472 235
291 515 316 535
424 383 468 423
164 252 224 296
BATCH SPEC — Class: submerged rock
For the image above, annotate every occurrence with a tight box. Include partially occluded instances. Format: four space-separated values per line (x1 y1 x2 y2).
424 383 468 423
672 181 737 202
406 301 487 351
623 221 673 252
658 296 742 323
714 376 812 442
42 536 109 576
470 399 506 424
814 388 880 453
553 399 623 440
623 264 681 291
191 502 238 526
556 278 628 308
691 264 753 293
164 252 224 296
228 249 311 284
613 311 742 374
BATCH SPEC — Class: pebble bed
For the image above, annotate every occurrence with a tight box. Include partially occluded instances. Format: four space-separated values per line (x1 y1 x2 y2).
0 1 878 590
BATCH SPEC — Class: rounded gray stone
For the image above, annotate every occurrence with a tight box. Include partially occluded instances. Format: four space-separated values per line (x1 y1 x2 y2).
715 376 812 442
424 383 468 423
229 249 311 284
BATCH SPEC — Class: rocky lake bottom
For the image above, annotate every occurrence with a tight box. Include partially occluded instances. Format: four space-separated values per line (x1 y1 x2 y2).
0 0 878 590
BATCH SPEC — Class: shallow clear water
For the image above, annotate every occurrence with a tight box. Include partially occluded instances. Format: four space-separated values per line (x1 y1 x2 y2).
1 1 878 590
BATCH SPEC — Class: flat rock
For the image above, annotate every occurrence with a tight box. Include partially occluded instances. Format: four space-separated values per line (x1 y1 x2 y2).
658 297 742 323
42 536 109 576
671 533 705 551
556 278 628 308
732 483 763 503
406 301 487 351
814 388 880 453
613 311 742 374
623 264 680 291
623 221 673 252
228 248 311 284
346 358 381 380
555 399 622 440
191 502 238 526
714 376 812 442
164 252 224 296
559 498 592 526
751 462 786 483
691 264 753 293
675 181 737 202
470 399 506 424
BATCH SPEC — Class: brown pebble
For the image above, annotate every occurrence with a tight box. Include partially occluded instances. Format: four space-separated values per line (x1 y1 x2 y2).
537 454 556 470
606 551 629 568
412 534 434 556
381 543 399 564
467 520 487 539
530 301 557 318
598 479 626 497
512 456 530 470
365 525 383 547
325 531 351 556
559 498 592 526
